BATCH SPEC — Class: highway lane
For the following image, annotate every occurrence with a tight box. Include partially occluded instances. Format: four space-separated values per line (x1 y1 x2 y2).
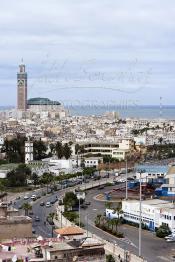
12 177 113 238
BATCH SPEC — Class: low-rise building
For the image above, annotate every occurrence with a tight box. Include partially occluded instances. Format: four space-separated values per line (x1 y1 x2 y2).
84 157 103 168
106 199 175 232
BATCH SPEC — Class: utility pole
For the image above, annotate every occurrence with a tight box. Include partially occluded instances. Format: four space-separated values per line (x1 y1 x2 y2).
86 214 89 238
79 197 81 227
139 171 142 257
125 158 128 200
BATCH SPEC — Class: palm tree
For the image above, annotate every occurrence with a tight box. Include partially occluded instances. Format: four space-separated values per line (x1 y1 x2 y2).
105 202 113 209
48 212 55 237
110 218 115 232
55 141 63 159
63 143 72 159
48 212 55 222
95 214 102 226
22 202 32 216
113 203 123 220
113 218 119 233
40 172 54 193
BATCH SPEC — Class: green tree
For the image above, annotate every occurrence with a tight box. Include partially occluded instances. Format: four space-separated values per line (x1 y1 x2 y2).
50 143 55 155
31 172 39 186
105 202 113 209
95 214 102 226
33 140 47 160
156 224 171 238
6 164 31 187
113 203 123 220
2 135 26 163
63 143 72 159
55 141 63 159
40 172 54 193
22 202 32 216
63 192 78 211
106 254 115 262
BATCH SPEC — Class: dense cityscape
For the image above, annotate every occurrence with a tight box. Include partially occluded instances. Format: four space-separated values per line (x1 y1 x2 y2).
1 1 175 262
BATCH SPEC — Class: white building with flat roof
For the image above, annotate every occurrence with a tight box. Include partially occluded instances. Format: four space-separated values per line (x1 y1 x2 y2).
106 199 175 232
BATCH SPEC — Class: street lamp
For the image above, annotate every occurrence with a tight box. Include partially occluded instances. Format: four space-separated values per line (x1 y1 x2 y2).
125 158 128 200
78 197 81 227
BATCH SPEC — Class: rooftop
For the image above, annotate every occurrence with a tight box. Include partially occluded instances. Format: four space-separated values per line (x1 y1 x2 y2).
27 97 61 106
54 226 85 236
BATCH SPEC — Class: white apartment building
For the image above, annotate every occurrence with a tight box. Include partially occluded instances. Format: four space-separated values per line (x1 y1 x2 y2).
106 199 175 232
84 157 103 168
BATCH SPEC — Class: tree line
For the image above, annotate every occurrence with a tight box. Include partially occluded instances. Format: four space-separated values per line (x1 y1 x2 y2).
1 135 72 163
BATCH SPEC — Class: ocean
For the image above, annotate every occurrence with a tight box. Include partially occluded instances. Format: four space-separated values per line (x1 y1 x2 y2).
67 105 175 119
1 105 175 119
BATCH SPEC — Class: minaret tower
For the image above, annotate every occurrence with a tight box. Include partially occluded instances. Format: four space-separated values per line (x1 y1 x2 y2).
25 137 33 164
17 61 27 111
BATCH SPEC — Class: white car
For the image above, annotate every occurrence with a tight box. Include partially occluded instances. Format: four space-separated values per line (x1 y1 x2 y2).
31 195 37 200
166 238 175 242
24 195 29 200
46 202 51 207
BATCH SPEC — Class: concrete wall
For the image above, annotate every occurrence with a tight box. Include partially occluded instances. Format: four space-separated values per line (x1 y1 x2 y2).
0 218 32 240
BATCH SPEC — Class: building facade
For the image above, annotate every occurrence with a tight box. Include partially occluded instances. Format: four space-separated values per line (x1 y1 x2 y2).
106 199 175 232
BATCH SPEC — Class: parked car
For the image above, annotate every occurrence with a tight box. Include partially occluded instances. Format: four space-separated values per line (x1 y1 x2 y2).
80 204 88 209
32 228 36 234
24 195 29 200
35 216 40 222
16 196 21 200
85 202 91 205
46 202 51 208
31 195 37 200
40 202 45 206
18 204 22 209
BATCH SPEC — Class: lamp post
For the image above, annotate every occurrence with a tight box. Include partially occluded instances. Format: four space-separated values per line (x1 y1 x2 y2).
79 197 81 227
125 158 128 200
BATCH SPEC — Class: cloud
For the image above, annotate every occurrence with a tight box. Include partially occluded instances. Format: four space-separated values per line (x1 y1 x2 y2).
0 0 175 105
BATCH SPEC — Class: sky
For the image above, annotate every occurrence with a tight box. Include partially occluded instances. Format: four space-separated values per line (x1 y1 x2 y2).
0 0 175 106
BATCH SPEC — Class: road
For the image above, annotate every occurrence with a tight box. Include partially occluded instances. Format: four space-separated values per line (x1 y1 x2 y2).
12 178 175 262
80 186 175 262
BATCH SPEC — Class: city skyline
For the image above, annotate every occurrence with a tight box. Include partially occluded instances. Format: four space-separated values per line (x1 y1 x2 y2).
0 0 175 106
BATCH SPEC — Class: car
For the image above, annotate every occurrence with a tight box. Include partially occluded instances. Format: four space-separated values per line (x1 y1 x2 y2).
40 202 45 206
29 211 33 216
24 195 29 200
80 204 88 209
50 199 56 205
18 204 22 209
46 202 51 208
166 238 175 242
16 196 21 200
85 201 91 205
31 195 37 200
32 228 36 234
35 216 40 222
